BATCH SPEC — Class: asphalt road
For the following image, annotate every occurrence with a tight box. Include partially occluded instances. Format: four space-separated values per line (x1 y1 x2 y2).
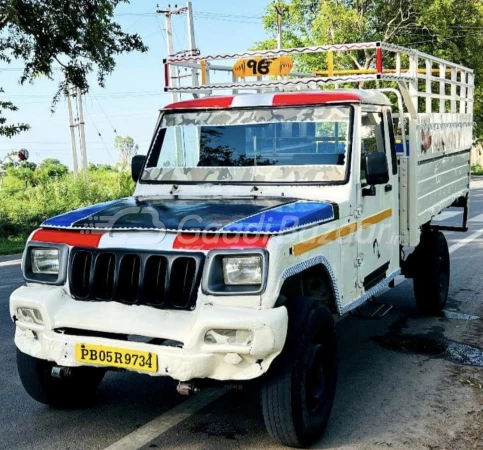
1 181 483 450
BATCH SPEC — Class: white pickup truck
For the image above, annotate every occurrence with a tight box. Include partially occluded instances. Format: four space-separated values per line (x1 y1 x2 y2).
10 42 474 447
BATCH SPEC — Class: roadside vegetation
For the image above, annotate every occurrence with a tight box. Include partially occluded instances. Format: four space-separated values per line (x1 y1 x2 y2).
0 235 27 256
0 158 135 255
0 1 147 256
471 165 483 176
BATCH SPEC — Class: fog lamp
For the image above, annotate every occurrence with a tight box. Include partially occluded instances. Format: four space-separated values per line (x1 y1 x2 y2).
16 307 44 325
204 329 253 346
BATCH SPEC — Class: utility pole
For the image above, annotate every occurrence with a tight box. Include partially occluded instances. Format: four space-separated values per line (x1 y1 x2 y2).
157 3 199 166
76 88 88 180
186 1 199 86
66 88 79 178
275 2 284 50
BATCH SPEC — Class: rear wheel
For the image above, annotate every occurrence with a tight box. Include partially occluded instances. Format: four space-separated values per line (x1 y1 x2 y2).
413 230 450 315
261 299 338 448
17 349 105 407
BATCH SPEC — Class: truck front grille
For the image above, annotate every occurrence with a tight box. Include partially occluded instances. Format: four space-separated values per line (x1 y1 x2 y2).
69 248 204 311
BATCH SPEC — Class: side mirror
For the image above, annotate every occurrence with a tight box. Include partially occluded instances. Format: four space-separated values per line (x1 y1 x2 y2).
131 155 146 182
365 152 389 186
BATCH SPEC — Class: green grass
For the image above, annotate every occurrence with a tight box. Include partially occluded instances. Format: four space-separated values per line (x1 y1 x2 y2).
471 164 483 175
0 167 135 256
0 235 27 256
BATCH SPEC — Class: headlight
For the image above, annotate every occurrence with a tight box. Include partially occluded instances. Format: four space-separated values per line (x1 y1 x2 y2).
31 248 60 275
202 250 267 295
222 256 262 285
23 242 68 285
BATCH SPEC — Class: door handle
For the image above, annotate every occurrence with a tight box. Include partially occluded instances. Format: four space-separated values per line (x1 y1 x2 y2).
385 184 392 192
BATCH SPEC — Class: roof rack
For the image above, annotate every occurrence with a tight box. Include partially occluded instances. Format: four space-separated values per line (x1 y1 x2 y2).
163 41 474 112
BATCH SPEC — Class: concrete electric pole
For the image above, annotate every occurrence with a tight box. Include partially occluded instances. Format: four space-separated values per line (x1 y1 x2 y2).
157 2 200 166
275 2 284 50
66 88 79 178
76 88 89 180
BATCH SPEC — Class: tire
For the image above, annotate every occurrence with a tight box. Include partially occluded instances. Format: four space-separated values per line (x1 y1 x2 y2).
261 299 338 448
413 230 450 315
17 349 106 407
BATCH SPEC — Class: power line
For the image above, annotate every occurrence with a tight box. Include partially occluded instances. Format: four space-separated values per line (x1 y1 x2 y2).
84 104 116 163
114 11 263 20
173 24 185 50
2 90 165 99
123 6 158 31
88 93 117 135
155 15 168 48
193 14 261 25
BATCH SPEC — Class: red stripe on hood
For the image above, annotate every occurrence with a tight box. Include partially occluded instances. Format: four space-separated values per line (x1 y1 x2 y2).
173 233 270 250
31 229 103 248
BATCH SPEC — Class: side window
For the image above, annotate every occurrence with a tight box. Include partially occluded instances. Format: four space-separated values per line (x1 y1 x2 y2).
360 112 385 185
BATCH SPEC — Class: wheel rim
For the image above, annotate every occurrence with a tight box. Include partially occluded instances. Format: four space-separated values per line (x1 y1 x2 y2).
305 342 327 413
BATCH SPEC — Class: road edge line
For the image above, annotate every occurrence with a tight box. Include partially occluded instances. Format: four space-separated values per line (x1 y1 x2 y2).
448 228 483 254
0 259 22 267
103 388 229 450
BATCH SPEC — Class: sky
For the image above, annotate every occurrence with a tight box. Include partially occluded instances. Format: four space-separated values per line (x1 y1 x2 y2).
0 0 271 168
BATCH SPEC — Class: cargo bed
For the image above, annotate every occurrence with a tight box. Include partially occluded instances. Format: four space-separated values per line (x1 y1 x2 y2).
398 112 472 246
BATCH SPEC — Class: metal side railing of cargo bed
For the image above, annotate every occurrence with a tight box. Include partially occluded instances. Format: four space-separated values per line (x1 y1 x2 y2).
163 42 475 247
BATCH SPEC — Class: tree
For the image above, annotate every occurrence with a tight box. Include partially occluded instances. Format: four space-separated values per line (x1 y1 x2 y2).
114 135 138 171
39 158 69 177
88 162 115 171
257 0 483 137
0 0 148 137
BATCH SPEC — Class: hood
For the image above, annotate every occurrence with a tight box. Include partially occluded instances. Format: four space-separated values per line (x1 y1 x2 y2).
41 197 337 235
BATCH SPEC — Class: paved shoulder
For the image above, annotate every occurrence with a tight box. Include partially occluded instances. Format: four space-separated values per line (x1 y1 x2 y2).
0 253 22 266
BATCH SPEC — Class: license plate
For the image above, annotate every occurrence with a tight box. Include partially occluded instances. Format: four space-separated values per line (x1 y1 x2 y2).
75 344 158 373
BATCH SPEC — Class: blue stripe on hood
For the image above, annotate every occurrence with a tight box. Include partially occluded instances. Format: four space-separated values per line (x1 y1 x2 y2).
41 199 123 228
41 197 336 234
221 201 334 233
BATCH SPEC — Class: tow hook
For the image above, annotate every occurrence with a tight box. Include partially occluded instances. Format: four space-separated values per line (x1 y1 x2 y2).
176 381 200 396
51 366 73 379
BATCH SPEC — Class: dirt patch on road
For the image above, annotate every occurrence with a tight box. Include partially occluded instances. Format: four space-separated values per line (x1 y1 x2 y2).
373 332 483 367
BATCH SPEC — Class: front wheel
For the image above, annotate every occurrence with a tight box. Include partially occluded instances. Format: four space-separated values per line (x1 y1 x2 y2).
261 300 338 448
413 230 450 315
17 349 106 407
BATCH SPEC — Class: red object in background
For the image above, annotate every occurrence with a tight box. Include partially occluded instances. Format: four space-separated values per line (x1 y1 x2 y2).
18 149 29 161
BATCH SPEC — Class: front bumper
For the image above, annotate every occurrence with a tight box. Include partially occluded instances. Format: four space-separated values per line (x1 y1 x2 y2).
10 285 288 381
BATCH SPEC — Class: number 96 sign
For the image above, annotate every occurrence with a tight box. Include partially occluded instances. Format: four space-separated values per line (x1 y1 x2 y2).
232 56 294 78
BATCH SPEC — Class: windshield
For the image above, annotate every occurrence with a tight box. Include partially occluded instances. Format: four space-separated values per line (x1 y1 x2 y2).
142 106 352 184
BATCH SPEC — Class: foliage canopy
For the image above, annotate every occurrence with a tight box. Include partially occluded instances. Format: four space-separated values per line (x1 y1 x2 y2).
114 135 138 170
258 0 483 137
0 0 147 137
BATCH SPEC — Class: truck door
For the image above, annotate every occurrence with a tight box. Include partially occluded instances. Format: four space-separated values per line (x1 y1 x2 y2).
357 109 399 293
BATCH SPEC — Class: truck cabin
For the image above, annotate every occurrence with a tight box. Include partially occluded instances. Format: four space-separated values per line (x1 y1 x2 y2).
137 91 395 197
